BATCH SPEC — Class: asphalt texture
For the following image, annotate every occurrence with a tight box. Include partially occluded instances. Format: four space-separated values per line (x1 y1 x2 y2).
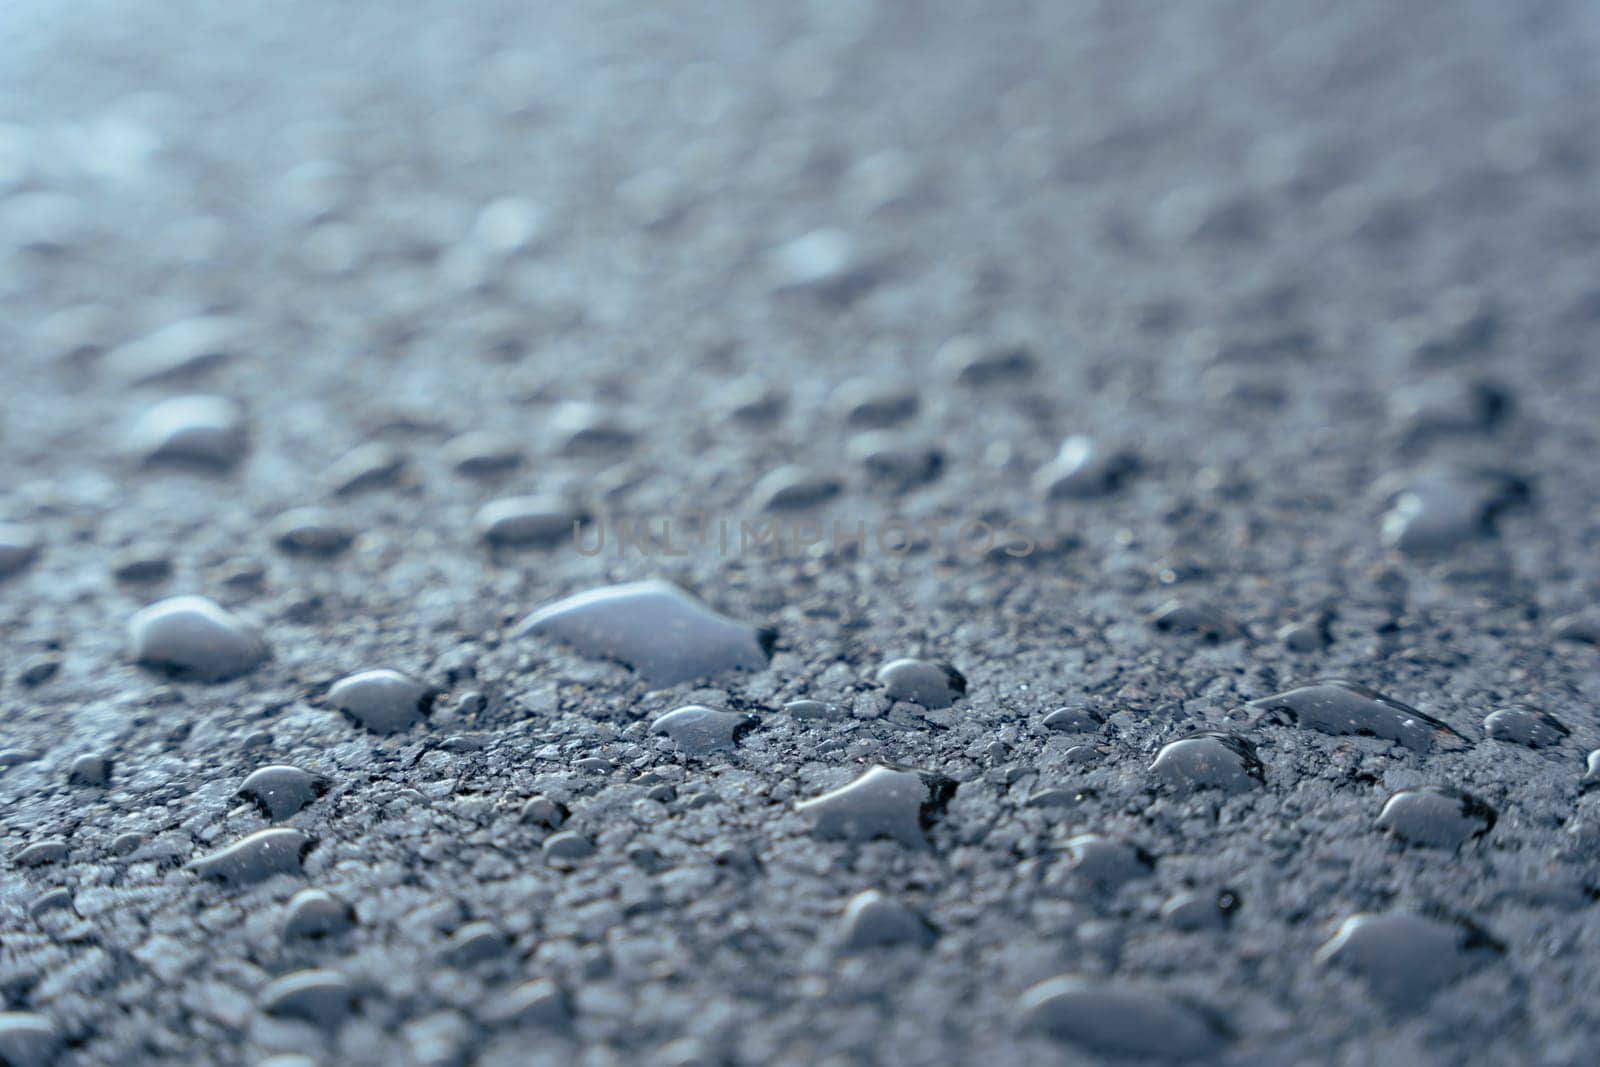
3 1 1600 1064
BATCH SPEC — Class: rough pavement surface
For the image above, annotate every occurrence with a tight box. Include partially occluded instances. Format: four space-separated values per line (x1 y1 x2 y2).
4 1 1600 1064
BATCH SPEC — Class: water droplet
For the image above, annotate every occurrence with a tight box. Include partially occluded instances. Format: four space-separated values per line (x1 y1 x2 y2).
1034 436 1138 499
1278 618 1332 652
102 316 238 386
0 523 41 579
259 969 356 1027
284 888 356 940
473 197 546 254
1551 613 1600 646
1150 732 1264 793
1390 378 1510 445
1042 706 1102 732
784 699 843 720
475 496 579 547
271 508 354 557
551 403 637 457
483 979 569 1027
714 379 787 424
1315 911 1502 1010
446 920 509 964
770 228 858 292
190 828 311 885
833 379 919 429
442 432 523 477
0 1012 60 1067
0 748 41 767
1161 889 1240 930
67 754 111 787
1377 786 1495 848
1378 469 1529 555
29 888 72 921
1247 680 1467 753
542 831 595 867
1018 976 1228 1060
1056 834 1155 890
875 658 966 708
328 443 407 496
129 595 269 682
797 765 956 848
936 334 1036 386
1582 750 1600 792
520 795 569 829
651 705 758 754
1483 704 1569 748
513 580 774 686
1149 600 1244 641
1026 787 1091 809
752 465 843 511
129 395 247 469
838 890 935 951
329 669 437 733
848 432 942 488
239 765 330 820
13 840 68 867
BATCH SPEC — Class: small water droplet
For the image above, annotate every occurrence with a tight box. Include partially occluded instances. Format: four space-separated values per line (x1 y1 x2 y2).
1041 706 1102 733
329 669 437 733
651 705 758 754
784 699 843 720
543 831 595 867
1377 786 1495 848
67 754 111 787
270 508 354 557
238 765 330 820
475 496 579 547
0 523 41 579
1149 600 1244 641
796 765 956 848
1034 436 1138 499
1483 704 1569 748
520 795 570 829
1055 833 1155 890
1150 731 1264 793
445 920 509 964
284 888 356 940
327 443 407 496
128 395 247 469
838 890 935 951
13 840 68 867
875 658 966 709
752 465 843 511
259 969 357 1028
102 315 238 386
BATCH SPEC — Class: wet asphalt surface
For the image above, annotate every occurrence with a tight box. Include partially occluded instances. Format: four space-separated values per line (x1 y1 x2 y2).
4 1 1600 1064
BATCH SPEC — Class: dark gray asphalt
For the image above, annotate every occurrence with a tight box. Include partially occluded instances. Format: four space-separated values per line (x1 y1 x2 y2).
3 1 1600 1064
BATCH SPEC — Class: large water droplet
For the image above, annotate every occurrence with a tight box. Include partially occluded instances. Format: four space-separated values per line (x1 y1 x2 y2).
190 828 311 885
129 595 269 682
1247 680 1467 753
1315 911 1502 1010
513 580 774 686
